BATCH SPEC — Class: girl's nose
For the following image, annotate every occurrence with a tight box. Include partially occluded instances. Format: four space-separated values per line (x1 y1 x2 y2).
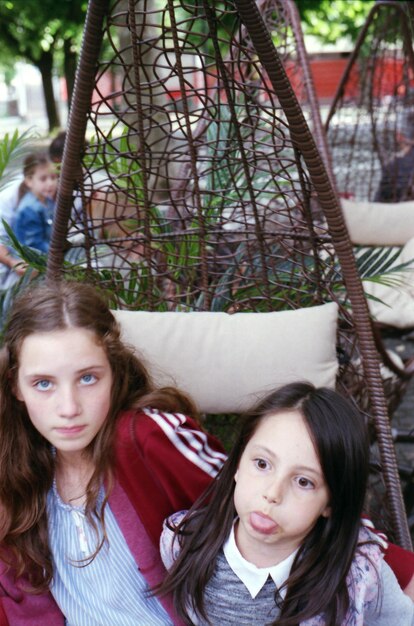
263 478 284 505
58 387 81 418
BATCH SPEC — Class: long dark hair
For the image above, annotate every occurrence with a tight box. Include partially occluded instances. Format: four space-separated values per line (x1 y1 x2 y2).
159 382 370 625
0 280 197 591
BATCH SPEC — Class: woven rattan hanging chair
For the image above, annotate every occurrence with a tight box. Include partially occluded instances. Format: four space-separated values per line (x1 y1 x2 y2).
316 0 414 530
323 1 414 335
325 0 414 203
46 0 412 548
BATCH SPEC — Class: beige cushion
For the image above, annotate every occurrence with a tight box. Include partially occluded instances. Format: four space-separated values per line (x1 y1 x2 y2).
361 238 414 329
341 198 414 246
113 303 339 414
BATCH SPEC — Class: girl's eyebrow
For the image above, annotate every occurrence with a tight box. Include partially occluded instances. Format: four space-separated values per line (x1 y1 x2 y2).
250 444 323 477
23 364 108 377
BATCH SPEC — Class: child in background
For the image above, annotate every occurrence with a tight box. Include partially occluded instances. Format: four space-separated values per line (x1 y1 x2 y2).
0 280 226 626
159 382 414 625
0 135 67 291
13 152 58 253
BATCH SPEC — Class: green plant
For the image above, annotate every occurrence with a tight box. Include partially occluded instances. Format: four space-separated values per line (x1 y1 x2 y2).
57 110 414 315
3 118 412 320
0 128 43 328
1 221 170 314
0 128 37 192
208 239 414 313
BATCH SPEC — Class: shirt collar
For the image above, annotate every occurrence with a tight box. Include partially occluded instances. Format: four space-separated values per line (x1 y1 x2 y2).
222 521 298 599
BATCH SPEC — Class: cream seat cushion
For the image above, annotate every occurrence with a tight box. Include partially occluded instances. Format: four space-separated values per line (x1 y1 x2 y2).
341 198 414 246
360 238 414 329
113 303 338 414
340 199 414 328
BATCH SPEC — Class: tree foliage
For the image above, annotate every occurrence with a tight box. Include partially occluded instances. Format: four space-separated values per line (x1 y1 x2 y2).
0 0 87 131
0 0 86 63
0 0 396 130
296 0 375 44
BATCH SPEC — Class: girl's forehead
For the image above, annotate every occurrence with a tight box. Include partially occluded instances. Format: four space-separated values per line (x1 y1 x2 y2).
254 409 305 433
29 162 54 175
246 410 320 461
17 328 105 362
16 331 111 383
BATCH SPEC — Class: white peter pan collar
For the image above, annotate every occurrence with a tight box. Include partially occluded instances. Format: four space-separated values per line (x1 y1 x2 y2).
222 521 298 599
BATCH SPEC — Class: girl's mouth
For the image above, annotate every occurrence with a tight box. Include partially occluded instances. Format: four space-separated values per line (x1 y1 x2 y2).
249 511 279 535
55 426 86 436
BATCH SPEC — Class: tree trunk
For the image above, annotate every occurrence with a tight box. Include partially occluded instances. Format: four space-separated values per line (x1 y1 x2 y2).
64 37 77 109
35 49 61 132
116 0 179 201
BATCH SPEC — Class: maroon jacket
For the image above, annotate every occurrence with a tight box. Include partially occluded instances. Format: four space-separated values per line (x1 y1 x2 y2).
0 408 226 625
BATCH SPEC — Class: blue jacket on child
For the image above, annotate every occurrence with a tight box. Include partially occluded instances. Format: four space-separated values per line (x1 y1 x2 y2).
13 191 54 253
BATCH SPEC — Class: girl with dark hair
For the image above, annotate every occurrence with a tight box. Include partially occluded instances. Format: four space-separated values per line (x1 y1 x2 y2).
13 152 58 253
0 138 67 291
159 382 414 625
0 280 226 626
0 153 57 292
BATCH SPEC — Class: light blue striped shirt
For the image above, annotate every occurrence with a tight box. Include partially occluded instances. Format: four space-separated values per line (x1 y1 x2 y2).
47 482 173 626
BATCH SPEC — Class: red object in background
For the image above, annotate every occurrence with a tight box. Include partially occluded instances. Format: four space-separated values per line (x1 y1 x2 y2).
310 57 349 101
87 54 414 115
310 55 413 102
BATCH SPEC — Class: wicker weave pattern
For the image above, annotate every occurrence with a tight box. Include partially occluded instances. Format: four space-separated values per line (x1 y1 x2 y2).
47 0 411 548
52 2 335 313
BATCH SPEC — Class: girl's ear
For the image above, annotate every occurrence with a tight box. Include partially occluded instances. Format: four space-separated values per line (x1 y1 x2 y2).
321 505 331 518
24 175 33 191
234 469 239 482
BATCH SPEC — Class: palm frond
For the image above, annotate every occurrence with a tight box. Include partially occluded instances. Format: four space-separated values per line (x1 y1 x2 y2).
355 245 412 280
1 221 48 271
0 129 38 192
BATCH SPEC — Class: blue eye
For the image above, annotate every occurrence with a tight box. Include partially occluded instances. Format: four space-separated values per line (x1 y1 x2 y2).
80 374 97 385
35 380 52 391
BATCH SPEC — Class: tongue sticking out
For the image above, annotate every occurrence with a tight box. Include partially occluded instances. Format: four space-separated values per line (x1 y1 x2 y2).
250 512 278 535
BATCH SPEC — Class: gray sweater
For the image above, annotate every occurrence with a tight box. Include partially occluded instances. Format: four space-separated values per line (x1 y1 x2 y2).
160 515 414 625
198 551 414 625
